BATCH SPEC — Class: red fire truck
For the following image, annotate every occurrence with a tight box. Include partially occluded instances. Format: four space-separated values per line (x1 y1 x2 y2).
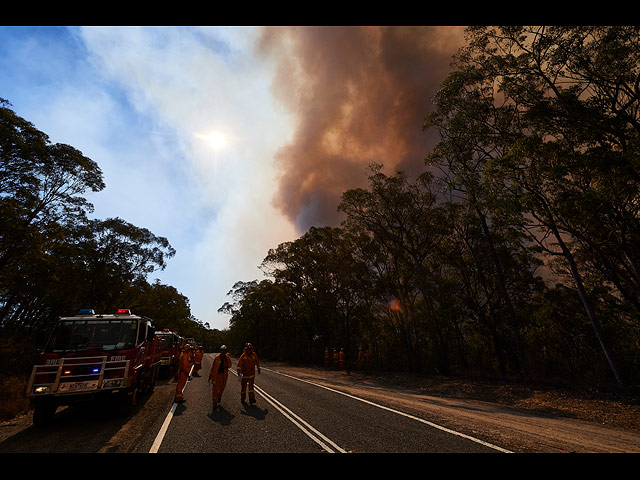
154 328 183 378
26 308 163 425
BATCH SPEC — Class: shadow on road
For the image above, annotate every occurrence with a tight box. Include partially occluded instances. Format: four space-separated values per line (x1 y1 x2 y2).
207 406 235 426
240 403 268 421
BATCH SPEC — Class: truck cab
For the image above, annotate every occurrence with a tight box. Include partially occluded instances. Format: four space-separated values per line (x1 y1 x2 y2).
154 328 182 378
27 309 162 425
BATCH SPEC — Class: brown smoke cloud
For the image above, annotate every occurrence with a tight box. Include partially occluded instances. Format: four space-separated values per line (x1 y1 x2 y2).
256 26 466 233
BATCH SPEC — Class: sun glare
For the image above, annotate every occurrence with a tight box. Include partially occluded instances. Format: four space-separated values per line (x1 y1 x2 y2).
206 131 226 149
195 131 227 150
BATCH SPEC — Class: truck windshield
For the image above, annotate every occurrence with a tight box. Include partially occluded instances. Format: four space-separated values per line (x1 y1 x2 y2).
46 319 139 353
156 334 173 348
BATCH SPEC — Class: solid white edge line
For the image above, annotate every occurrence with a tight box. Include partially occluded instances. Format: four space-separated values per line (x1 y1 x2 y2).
149 401 177 453
264 368 513 454
149 359 197 454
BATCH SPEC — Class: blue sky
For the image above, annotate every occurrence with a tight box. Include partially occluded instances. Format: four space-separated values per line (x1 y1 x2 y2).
0 26 465 330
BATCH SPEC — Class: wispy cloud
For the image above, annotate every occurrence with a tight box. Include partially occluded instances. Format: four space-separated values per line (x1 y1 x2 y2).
0 26 464 330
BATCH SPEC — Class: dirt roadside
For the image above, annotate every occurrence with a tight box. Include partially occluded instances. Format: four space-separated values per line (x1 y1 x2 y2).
263 362 640 453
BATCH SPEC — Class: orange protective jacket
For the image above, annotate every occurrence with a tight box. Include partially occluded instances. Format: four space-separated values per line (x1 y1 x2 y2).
178 351 192 374
194 350 203 364
237 352 260 378
209 353 232 383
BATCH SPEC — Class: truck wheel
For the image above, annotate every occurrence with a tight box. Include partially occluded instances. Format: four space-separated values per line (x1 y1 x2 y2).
33 403 56 426
149 366 158 392
118 385 138 416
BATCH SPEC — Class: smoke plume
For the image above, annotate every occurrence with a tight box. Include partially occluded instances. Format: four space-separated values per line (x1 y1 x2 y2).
256 26 466 233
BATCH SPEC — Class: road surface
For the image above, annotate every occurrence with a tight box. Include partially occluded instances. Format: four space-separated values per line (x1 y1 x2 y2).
3 353 638 454
149 354 507 453
0 353 509 453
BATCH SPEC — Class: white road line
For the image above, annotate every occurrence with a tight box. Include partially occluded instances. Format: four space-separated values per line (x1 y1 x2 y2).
264 368 513 454
149 362 194 454
149 364 346 454
253 382 347 453
149 401 177 453
231 368 346 453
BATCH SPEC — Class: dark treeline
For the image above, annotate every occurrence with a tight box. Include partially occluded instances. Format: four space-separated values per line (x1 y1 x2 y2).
0 97 223 382
222 27 640 390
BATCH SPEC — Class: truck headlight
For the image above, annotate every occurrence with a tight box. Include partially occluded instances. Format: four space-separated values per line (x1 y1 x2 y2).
34 386 50 394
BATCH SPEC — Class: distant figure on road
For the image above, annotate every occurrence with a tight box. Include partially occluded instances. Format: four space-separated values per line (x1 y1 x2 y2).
209 345 232 409
174 344 193 403
193 346 204 377
325 347 330 368
237 343 261 404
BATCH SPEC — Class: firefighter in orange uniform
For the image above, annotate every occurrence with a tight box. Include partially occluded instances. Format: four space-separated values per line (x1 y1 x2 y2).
193 346 204 377
174 344 193 403
209 345 232 409
237 343 260 404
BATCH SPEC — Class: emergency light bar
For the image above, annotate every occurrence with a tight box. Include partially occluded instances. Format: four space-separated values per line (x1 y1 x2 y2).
77 309 95 315
114 309 131 315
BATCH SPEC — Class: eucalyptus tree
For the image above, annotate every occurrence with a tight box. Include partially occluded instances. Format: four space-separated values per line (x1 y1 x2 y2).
433 26 640 388
0 99 105 272
220 278 308 361
1 98 105 330
260 226 371 363
339 165 456 374
423 33 547 378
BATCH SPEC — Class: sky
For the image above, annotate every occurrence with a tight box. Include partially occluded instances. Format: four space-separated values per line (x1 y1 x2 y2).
0 26 466 330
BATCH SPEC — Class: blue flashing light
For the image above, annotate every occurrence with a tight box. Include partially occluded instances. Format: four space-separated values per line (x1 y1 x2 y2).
92 368 100 374
77 309 95 315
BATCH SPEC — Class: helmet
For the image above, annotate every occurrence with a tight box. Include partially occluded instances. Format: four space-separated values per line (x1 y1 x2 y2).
245 343 253 350
220 345 227 350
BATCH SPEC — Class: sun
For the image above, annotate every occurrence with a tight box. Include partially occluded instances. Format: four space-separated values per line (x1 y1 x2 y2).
195 131 227 150
205 131 226 149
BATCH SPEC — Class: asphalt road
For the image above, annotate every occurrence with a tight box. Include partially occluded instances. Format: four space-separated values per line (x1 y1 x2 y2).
3 354 638 454
0 353 511 454
148 354 507 454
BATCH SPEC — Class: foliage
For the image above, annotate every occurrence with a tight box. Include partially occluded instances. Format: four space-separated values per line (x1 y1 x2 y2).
222 27 640 390
0 99 213 390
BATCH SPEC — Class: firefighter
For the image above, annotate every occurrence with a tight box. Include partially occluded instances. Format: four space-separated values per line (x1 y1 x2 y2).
174 344 193 403
209 345 232 409
333 348 339 368
324 347 330 368
237 343 260 404
339 347 346 369
193 346 204 377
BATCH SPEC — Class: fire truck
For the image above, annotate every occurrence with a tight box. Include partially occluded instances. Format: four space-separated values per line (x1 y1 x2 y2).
154 328 183 378
26 308 163 426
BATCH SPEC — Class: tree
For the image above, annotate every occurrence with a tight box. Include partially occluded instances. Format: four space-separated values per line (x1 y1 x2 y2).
339 165 456 374
261 226 371 364
430 26 640 388
0 99 105 272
